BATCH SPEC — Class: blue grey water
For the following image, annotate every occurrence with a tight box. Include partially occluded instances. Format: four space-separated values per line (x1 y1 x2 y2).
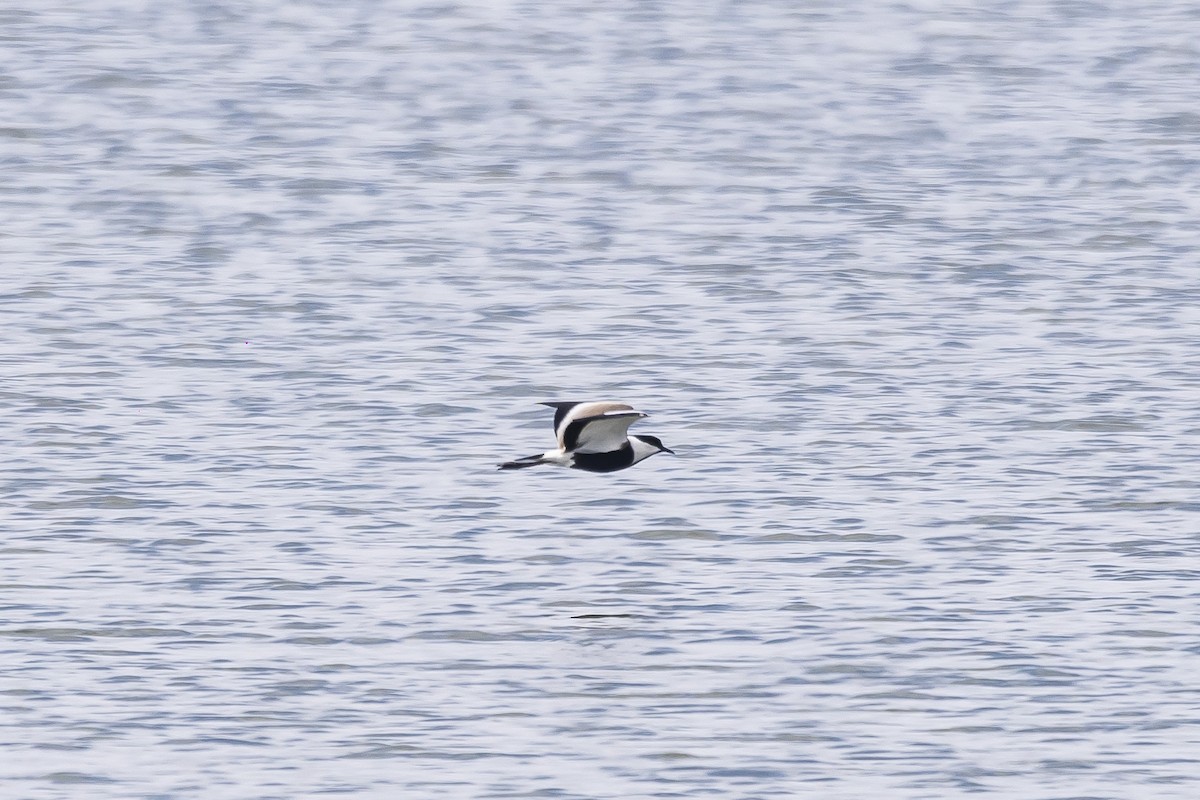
3 1 1200 797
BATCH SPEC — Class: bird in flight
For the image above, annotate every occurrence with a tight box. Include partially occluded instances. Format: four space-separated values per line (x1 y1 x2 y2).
498 401 674 473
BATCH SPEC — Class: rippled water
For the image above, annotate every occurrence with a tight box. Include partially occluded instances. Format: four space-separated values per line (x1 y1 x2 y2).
4 1 1200 798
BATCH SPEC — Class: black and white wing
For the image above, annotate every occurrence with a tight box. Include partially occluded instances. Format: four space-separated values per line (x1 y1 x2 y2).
541 401 646 453
540 400 633 450
568 412 646 453
540 401 589 442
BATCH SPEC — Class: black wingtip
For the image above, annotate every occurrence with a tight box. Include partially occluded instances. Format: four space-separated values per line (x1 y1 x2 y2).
498 460 545 470
498 453 547 470
538 402 583 435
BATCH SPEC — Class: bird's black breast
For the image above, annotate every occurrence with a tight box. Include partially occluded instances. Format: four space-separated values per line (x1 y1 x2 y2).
570 445 635 473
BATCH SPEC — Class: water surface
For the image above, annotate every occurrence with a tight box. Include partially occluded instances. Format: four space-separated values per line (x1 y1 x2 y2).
3 1 1200 798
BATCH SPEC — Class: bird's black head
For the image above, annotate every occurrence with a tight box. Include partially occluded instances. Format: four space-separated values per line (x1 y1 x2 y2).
635 434 674 455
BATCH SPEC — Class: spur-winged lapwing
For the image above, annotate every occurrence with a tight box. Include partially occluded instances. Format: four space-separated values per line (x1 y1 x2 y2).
498 401 674 473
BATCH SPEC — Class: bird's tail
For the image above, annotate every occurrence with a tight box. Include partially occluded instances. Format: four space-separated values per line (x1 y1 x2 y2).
498 454 549 470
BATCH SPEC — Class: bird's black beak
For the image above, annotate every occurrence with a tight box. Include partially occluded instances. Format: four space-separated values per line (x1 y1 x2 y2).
661 445 675 455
